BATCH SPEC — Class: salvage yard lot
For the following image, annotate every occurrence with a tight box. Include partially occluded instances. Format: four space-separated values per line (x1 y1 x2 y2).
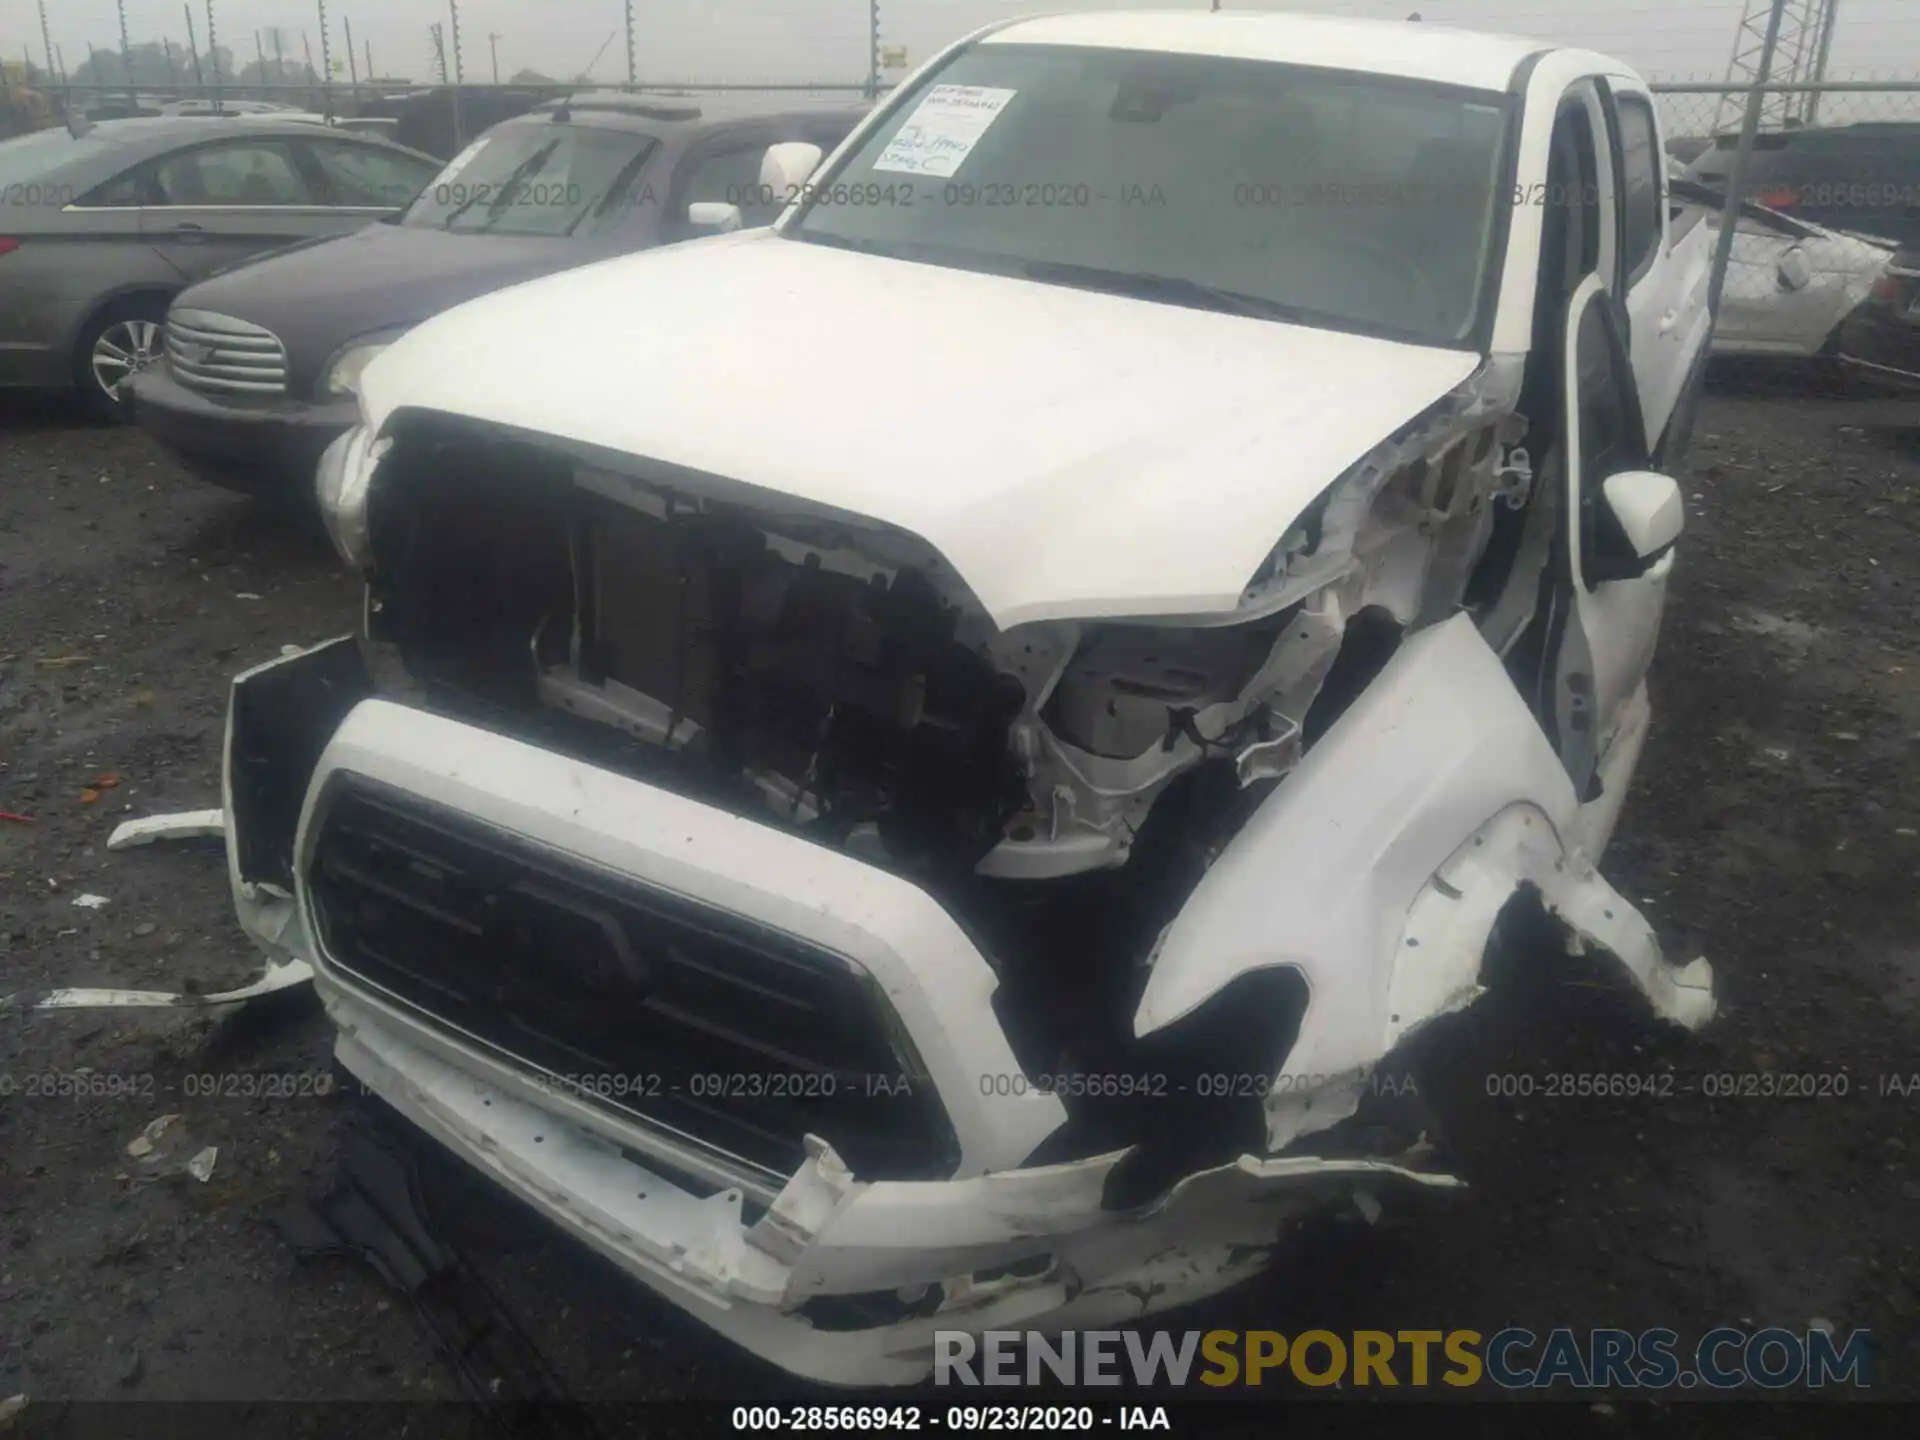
2 388 1918 1414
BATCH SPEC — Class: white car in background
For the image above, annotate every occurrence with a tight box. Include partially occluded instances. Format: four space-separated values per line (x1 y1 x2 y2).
1675 175 1896 358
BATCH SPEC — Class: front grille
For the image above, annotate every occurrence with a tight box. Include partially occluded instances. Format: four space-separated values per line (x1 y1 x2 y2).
307 780 961 1182
166 308 288 395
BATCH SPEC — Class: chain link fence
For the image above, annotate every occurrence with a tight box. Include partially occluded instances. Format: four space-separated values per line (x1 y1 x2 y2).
39 77 877 111
30 77 879 160
1650 78 1920 449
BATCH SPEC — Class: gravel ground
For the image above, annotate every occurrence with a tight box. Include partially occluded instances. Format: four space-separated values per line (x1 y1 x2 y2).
1 386 1917 1422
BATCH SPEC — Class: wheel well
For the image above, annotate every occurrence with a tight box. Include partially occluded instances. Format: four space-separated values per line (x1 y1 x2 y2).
71 287 175 355
69 288 176 399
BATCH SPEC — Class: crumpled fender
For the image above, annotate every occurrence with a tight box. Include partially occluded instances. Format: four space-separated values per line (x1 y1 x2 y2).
1133 613 1714 1149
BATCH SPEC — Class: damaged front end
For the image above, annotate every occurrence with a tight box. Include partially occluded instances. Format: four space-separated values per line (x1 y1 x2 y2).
220 371 1713 1384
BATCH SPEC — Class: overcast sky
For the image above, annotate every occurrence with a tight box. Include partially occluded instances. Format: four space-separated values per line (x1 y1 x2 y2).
6 0 1918 87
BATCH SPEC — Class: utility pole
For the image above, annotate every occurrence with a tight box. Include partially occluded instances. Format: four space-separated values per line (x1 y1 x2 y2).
448 0 465 83
365 39 373 84
431 23 462 147
116 0 136 114
489 32 501 85
36 0 55 89
204 1 222 112
317 0 333 119
271 28 286 88
255 32 267 88
185 6 204 92
1669 0 1792 468
867 0 879 99
1806 0 1843 125
624 0 636 88
163 41 179 88
445 3 465 148
345 16 358 88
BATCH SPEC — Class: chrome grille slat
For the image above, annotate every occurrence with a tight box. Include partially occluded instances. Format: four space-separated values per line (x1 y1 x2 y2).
172 360 287 381
169 329 282 351
165 307 288 396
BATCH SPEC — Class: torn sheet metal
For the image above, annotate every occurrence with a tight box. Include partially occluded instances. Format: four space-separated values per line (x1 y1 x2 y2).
2 958 312 1012
1135 614 1717 1152
106 809 226 851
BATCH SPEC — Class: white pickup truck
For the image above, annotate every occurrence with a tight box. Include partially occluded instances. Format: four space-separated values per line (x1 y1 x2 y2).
221 11 1716 1384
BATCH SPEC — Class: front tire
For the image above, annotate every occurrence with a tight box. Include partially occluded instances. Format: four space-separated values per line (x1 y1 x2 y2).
76 296 169 422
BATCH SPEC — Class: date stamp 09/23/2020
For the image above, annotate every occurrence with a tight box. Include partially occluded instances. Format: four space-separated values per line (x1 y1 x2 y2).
6 1066 1920 1105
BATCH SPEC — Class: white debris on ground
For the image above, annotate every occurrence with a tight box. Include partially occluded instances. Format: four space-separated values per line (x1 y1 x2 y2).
124 1115 218 1184
4 958 316 1013
125 1114 185 1159
106 809 225 851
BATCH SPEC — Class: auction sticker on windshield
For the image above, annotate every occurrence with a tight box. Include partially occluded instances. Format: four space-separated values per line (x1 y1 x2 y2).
872 85 1017 178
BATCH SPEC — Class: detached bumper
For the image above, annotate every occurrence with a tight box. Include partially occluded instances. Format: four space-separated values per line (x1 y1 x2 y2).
221 643 1461 1386
330 990 1455 1386
127 366 358 499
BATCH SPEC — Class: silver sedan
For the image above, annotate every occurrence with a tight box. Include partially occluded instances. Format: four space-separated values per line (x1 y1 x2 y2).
0 115 439 416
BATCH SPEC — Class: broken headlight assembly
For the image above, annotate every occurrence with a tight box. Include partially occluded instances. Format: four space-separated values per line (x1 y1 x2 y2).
314 422 388 570
1041 619 1292 763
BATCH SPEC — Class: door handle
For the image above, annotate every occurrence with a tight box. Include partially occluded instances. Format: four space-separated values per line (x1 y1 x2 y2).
1657 308 1681 335
167 223 207 243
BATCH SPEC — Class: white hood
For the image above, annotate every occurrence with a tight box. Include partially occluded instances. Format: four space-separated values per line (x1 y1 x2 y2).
359 230 1481 628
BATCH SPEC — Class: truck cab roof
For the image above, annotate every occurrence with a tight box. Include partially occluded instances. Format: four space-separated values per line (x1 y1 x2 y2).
982 10 1554 90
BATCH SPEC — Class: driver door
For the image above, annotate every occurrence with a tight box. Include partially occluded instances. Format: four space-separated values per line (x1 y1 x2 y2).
1535 273 1679 798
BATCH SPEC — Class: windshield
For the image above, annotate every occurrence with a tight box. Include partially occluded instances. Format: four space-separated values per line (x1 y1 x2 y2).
786 45 1512 345
396 123 662 238
0 129 124 187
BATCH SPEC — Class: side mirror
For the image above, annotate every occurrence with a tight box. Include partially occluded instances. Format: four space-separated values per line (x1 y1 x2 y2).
760 141 823 198
1600 470 1685 562
686 201 742 233
1777 246 1813 292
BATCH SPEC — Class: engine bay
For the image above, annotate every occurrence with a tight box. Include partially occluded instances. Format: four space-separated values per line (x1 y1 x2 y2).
356 417 1443 890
